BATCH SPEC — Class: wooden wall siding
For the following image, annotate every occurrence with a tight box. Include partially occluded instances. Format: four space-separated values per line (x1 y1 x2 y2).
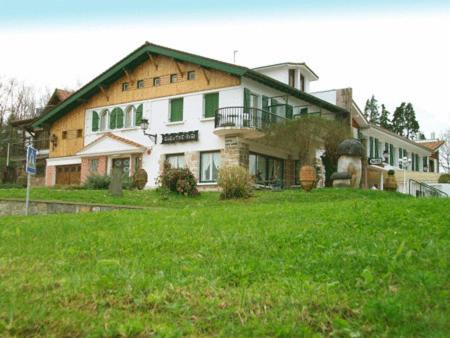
49 55 241 158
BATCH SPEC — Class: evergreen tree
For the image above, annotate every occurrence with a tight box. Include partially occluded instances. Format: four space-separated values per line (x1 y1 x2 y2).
404 103 420 139
363 95 380 124
379 104 391 130
363 99 370 120
391 102 406 136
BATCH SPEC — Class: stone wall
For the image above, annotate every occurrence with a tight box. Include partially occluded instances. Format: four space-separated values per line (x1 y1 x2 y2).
0 198 142 217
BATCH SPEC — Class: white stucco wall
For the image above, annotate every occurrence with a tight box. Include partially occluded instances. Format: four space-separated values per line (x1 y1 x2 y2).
82 86 242 187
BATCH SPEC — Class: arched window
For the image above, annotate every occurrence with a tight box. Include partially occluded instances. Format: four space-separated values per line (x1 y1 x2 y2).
135 104 143 126
109 107 124 129
92 111 99 132
125 105 135 128
100 109 108 131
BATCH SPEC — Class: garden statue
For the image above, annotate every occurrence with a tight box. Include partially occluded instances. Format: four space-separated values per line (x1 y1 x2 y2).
384 169 398 192
133 168 148 190
331 139 364 188
331 172 352 187
109 167 123 197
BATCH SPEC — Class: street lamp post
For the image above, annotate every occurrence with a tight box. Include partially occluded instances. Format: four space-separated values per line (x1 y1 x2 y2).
399 156 412 194
140 119 157 144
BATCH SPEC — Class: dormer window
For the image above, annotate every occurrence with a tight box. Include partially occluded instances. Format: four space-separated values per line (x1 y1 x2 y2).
288 69 295 87
300 74 305 92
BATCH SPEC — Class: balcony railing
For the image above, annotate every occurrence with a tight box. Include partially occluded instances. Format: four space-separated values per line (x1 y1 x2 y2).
214 107 287 130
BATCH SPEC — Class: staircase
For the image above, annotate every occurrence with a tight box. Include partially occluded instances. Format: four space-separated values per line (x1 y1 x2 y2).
408 179 448 198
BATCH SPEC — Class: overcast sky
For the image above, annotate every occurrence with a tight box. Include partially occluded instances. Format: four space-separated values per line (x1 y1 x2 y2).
0 0 449 137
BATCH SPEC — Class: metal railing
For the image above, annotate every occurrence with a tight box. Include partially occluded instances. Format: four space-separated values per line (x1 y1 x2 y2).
408 179 448 198
215 106 287 130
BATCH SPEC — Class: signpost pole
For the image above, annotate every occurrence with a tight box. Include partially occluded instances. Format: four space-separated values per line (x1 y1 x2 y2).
25 173 31 216
24 145 37 216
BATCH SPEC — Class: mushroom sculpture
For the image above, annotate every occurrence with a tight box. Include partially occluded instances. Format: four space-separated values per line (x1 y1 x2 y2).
332 139 364 188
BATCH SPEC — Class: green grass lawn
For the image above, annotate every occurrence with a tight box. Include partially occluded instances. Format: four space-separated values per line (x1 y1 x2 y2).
0 189 449 337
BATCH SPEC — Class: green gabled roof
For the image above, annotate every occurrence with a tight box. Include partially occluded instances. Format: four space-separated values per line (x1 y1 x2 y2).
33 42 347 128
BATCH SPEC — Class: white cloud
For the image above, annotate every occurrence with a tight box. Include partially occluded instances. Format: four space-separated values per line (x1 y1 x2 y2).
0 12 449 135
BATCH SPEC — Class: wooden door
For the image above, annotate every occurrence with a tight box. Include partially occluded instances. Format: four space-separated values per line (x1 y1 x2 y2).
56 164 81 185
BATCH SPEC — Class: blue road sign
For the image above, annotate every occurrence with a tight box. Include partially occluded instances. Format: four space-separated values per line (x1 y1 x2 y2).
26 146 37 175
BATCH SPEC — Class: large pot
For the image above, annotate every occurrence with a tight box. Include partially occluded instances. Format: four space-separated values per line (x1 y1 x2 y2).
300 165 317 192
384 173 398 192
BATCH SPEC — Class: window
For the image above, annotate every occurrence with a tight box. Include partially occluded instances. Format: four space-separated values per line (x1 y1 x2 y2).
166 153 185 169
137 80 144 89
200 151 221 182
109 107 124 129
300 74 305 92
135 104 143 126
122 82 129 91
249 153 284 186
170 74 177 83
125 105 135 128
62 131 67 139
204 92 219 118
170 98 183 122
153 77 161 86
92 111 99 132
187 71 196 80
77 129 83 138
90 159 98 172
389 144 394 165
100 109 108 131
134 156 142 172
288 69 295 87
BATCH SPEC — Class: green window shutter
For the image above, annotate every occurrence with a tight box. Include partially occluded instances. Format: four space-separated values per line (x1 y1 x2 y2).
262 96 269 111
204 93 219 118
374 138 379 157
271 98 279 114
109 109 117 129
369 137 374 157
243 88 251 112
115 108 124 129
286 105 293 119
92 111 99 132
389 144 394 165
135 104 143 126
170 98 183 122
412 153 415 170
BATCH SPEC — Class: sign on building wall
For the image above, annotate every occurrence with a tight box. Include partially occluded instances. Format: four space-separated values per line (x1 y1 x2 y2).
368 157 383 165
161 130 199 144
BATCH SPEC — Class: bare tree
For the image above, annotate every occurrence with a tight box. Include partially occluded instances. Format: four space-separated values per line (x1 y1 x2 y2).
0 77 38 126
439 129 450 173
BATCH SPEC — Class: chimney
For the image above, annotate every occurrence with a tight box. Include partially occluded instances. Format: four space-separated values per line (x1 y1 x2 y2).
431 132 436 140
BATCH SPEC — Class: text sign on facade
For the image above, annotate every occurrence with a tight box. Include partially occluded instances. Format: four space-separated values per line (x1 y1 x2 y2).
161 130 199 144
26 146 37 175
368 157 383 165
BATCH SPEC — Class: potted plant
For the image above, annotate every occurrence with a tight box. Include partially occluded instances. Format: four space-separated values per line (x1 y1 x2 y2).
384 169 398 192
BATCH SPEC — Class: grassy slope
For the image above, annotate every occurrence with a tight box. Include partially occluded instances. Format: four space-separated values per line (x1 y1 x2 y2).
0 189 449 337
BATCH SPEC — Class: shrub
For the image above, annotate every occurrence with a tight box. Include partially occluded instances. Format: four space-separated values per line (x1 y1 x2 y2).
438 173 450 183
0 183 24 189
217 165 253 199
159 162 199 196
83 174 111 190
388 169 395 176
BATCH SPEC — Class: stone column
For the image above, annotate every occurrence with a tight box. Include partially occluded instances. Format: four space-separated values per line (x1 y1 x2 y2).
45 165 56 187
222 136 249 168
